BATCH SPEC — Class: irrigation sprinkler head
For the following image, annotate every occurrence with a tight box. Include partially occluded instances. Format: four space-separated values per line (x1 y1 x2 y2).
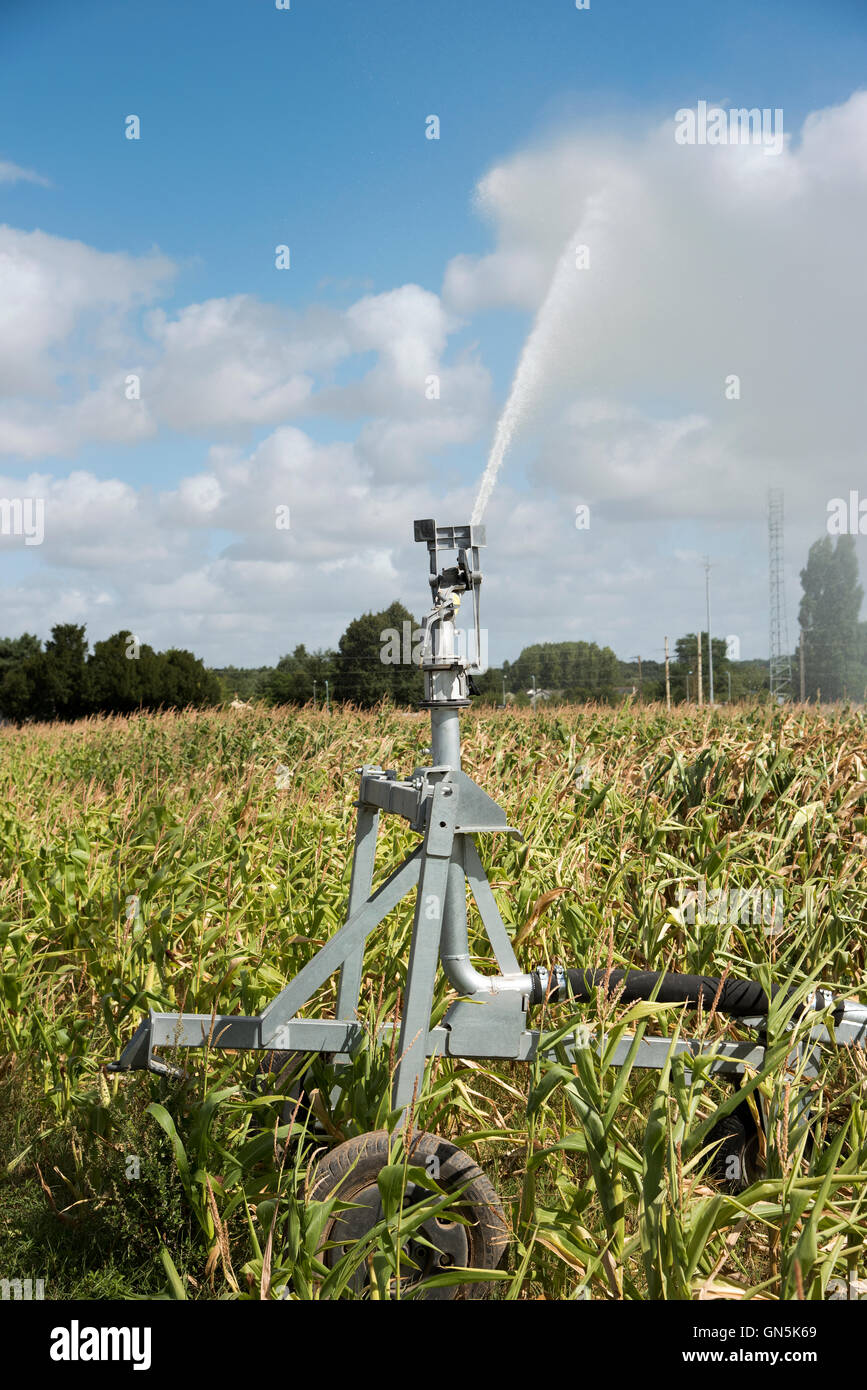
413 520 485 708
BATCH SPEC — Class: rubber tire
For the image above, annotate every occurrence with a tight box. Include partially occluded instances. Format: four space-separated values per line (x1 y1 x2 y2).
253 1049 332 1135
707 1100 763 1192
310 1129 509 1300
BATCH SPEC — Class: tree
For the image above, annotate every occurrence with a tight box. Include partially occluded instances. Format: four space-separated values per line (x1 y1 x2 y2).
799 535 864 701
87 632 163 713
333 601 423 707
260 645 336 706
155 649 222 709
0 634 42 721
508 641 619 702
38 624 89 721
0 633 41 678
672 633 730 703
0 663 38 722
212 665 272 702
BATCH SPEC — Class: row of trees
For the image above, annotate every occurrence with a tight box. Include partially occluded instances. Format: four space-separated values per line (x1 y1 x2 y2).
244 534 867 709
254 602 424 707
246 613 627 707
501 642 620 701
3 534 864 722
245 623 751 708
0 626 221 723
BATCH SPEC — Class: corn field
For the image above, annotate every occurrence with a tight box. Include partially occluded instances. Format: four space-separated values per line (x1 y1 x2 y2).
2 700 867 1300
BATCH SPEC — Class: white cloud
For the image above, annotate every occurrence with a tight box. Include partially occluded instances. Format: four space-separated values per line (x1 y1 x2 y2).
0 226 174 396
143 296 346 431
446 91 867 522
0 259 491 469
4 96 867 662
0 159 51 187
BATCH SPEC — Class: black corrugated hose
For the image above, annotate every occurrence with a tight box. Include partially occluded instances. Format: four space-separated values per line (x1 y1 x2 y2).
530 967 839 1022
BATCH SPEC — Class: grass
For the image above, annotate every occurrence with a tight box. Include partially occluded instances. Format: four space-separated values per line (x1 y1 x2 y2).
1 698 866 1299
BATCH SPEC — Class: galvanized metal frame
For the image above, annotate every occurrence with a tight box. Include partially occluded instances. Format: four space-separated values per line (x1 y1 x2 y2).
109 520 867 1132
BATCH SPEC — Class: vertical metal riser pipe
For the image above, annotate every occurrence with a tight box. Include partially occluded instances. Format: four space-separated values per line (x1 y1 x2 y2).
430 706 525 996
429 706 475 992
419 522 530 999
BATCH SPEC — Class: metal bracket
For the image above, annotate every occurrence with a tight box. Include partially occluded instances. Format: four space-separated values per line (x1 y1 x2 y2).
443 991 527 1059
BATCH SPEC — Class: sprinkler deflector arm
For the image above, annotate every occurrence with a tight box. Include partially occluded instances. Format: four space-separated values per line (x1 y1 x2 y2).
108 518 867 1122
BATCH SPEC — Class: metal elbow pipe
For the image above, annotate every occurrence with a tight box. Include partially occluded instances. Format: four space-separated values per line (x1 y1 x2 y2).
438 844 532 997
439 945 532 998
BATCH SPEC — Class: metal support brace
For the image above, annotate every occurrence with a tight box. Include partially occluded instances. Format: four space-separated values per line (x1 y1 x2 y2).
107 518 867 1141
463 836 521 976
259 849 422 1043
392 778 459 1112
336 794 381 1020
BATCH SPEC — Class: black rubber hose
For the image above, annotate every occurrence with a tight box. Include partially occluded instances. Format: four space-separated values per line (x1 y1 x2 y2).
531 968 806 1018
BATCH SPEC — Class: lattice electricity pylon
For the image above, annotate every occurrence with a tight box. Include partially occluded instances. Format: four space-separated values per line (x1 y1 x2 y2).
768 488 792 701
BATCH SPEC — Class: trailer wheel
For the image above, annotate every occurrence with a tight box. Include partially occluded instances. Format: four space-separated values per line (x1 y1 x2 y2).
707 1099 763 1192
253 1050 333 1135
310 1129 509 1299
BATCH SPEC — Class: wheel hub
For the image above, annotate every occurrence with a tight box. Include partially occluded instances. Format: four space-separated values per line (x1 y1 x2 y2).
328 1180 470 1295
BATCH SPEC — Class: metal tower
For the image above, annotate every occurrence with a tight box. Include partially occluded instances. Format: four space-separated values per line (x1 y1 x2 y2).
768 488 792 701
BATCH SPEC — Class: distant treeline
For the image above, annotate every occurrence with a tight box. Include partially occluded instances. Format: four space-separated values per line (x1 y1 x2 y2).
214 606 774 709
0 626 220 723
4 534 865 722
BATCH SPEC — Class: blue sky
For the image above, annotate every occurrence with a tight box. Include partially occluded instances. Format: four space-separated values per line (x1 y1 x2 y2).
2 0 866 668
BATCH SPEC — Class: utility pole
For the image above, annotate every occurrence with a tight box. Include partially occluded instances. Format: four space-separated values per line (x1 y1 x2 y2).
501 675 506 708
664 636 671 711
325 678 330 713
799 626 806 702
697 632 703 708
313 679 317 711
768 488 792 701
704 558 714 705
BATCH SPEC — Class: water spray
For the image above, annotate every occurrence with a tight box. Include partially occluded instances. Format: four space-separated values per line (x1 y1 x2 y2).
472 230 583 524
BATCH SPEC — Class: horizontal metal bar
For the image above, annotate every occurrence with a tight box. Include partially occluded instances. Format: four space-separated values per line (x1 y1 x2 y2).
263 1018 367 1053
359 775 426 825
504 1031 767 1072
133 1014 862 1075
149 1013 261 1049
141 1013 768 1073
380 1025 765 1071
